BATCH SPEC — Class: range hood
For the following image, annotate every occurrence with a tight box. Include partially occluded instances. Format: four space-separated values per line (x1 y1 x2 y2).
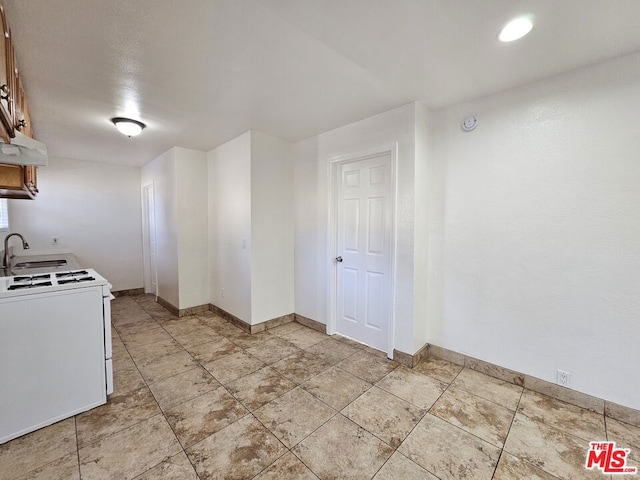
0 132 48 167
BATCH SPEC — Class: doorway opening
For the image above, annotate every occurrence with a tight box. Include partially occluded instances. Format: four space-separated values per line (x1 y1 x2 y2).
142 183 157 296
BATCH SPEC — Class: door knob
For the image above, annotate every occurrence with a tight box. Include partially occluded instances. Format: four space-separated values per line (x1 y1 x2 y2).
335 256 343 263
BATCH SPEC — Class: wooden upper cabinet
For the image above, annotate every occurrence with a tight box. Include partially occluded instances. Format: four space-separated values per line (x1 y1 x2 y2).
0 3 38 200
19 89 32 138
0 6 12 138
0 163 36 199
0 5 33 141
14 72 25 135
12 43 22 132
10 44 31 139
24 164 36 193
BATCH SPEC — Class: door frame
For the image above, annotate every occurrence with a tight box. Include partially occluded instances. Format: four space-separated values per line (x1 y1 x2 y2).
327 143 398 358
141 182 158 296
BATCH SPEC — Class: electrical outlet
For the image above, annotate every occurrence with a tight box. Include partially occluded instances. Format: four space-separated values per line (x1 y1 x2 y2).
220 288 224 298
557 369 571 387
52 237 59 245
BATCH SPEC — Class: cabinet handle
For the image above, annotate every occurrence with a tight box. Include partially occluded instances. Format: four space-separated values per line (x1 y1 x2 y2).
16 119 27 130
0 84 9 101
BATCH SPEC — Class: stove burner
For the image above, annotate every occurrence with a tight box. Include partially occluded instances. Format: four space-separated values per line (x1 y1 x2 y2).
13 274 51 282
8 281 53 290
32 274 52 281
57 276 96 285
55 270 89 278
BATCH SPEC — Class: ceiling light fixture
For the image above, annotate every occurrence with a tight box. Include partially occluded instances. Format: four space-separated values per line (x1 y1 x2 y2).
498 17 533 42
111 117 146 137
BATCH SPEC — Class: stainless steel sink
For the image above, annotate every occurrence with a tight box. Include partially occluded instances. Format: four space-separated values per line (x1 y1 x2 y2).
13 259 68 268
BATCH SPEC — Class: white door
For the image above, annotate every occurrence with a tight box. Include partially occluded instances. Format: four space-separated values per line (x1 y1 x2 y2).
142 184 157 295
335 152 393 352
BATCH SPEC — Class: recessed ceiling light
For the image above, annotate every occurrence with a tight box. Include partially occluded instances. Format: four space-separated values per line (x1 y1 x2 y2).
111 117 146 137
498 17 533 42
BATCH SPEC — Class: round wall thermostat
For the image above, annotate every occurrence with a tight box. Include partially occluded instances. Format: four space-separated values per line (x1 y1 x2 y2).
461 114 478 132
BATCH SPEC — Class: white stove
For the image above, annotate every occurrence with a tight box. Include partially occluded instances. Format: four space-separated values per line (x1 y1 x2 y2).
0 268 114 443
0 268 109 297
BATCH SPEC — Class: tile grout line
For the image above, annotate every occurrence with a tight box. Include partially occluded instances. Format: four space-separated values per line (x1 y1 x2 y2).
446 368 522 410
285 410 342 477
113 297 468 480
390 365 507 477
85 325 167 450
219 337 347 421
120 301 452 468
489 385 525 479
427 367 524 451
7 417 87 480
375 367 456 480
512 396 609 446
286 360 435 478
89 323 171 455
77 413 167 469
123 300 204 478
74 416 81 480
247 447 291 480
13 296 607 480
137 307 212 433
373 374 441 412
136 302 318 475
236 336 390 479
112 303 193 477
114 297 629 479
301 363 375 408
110 298 324 475
496 388 565 480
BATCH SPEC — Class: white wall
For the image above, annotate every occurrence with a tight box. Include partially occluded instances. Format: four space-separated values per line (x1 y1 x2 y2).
142 147 210 310
176 148 209 309
141 149 179 306
293 138 323 320
413 103 432 352
208 131 294 325
208 132 252 322
294 103 419 354
8 156 143 291
250 131 294 323
430 52 640 410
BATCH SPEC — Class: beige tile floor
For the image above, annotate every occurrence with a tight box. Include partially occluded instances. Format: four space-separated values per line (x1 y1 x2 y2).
1 294 639 479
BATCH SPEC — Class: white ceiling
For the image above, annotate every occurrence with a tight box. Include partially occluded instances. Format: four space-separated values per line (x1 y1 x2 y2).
4 0 640 167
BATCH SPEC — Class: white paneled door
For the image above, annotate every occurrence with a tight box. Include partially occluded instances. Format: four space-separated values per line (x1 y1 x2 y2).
335 152 393 352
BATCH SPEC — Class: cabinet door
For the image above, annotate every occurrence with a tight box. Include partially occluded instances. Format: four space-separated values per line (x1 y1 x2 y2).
0 7 12 135
0 163 36 199
14 77 30 137
20 90 32 137
0 163 22 188
12 51 22 133
24 165 37 194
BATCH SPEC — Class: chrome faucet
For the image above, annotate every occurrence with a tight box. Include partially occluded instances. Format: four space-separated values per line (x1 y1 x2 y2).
2 233 30 271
